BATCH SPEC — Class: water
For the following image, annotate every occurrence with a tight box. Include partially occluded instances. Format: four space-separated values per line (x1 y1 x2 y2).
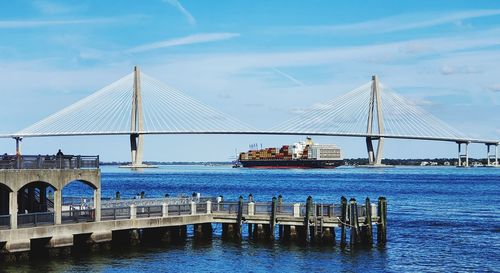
3 166 500 272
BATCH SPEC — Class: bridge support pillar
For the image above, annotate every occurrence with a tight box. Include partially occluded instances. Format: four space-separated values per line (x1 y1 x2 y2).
366 137 385 165
130 133 144 167
496 144 499 166
486 144 499 167
457 142 470 167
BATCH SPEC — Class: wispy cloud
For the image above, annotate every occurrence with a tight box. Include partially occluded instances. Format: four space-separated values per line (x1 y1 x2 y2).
290 9 500 34
271 68 305 86
440 65 482 75
487 84 500 92
0 18 114 28
32 0 80 15
164 0 196 26
127 33 240 53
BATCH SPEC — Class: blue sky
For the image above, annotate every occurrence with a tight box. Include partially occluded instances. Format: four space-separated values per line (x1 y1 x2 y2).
0 0 499 161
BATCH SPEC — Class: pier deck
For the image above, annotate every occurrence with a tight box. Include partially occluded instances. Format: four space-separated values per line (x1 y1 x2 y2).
0 156 387 261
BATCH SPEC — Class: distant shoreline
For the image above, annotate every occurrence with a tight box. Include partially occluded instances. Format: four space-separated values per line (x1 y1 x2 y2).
100 158 491 167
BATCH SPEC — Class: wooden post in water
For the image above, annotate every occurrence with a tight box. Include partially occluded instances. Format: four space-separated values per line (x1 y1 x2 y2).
236 196 243 240
349 198 361 247
340 196 347 248
270 196 277 239
377 196 387 245
305 196 313 243
363 197 373 246
277 195 283 238
248 194 254 238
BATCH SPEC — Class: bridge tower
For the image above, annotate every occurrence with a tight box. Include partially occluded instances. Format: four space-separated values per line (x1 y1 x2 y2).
121 66 153 168
130 66 144 167
365 75 385 166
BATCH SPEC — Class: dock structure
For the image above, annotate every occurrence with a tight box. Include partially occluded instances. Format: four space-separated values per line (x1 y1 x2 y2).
0 155 387 262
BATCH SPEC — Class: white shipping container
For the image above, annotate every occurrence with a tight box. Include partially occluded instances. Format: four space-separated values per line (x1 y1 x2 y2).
308 144 342 160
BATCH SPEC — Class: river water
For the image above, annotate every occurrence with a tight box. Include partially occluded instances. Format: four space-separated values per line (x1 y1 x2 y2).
3 166 499 272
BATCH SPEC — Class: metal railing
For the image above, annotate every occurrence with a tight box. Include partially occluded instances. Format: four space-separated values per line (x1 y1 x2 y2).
136 205 163 218
62 209 95 223
101 196 215 209
196 203 207 214
314 204 340 218
168 204 191 216
276 204 294 216
17 212 54 227
101 207 131 221
254 203 272 215
0 214 10 229
0 154 99 170
212 202 239 214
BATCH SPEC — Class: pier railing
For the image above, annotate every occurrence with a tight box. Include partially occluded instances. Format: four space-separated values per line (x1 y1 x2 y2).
136 205 163 218
17 212 55 227
3 198 380 237
101 207 131 221
254 203 272 215
101 196 215 208
0 154 99 170
0 214 10 229
61 209 95 223
168 204 192 216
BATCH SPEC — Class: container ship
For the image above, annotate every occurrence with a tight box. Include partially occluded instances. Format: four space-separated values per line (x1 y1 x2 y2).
238 138 343 168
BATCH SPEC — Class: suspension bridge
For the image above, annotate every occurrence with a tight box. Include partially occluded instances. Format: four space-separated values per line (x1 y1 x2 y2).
1 67 498 167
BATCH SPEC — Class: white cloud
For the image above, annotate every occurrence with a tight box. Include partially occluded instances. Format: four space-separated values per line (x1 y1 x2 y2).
289 9 500 34
487 84 500 92
126 33 240 53
164 0 196 26
32 0 79 14
0 18 114 28
271 68 304 86
440 65 482 75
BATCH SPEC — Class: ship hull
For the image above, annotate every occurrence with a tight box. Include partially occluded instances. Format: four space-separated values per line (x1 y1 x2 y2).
239 159 343 169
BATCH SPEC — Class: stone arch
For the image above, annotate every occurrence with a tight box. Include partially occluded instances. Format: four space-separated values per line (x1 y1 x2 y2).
0 182 12 215
17 181 56 214
14 179 58 193
61 179 98 190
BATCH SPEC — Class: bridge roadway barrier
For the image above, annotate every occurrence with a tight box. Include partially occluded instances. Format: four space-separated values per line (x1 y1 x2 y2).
0 196 387 260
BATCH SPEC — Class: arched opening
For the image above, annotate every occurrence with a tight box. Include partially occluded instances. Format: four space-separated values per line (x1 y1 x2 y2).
0 183 11 215
17 181 56 227
0 183 12 229
61 180 97 223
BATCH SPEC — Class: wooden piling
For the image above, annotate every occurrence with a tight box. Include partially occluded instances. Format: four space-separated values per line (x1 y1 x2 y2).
305 196 313 243
236 196 243 240
248 222 253 238
130 229 141 246
253 224 266 240
349 198 361 247
270 196 277 239
277 195 284 238
194 223 212 240
247 194 254 238
377 196 387 245
363 197 373 246
340 196 347 248
194 224 204 238
202 223 213 239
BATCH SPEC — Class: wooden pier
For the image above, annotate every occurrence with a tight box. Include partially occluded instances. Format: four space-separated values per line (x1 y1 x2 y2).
0 155 387 262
